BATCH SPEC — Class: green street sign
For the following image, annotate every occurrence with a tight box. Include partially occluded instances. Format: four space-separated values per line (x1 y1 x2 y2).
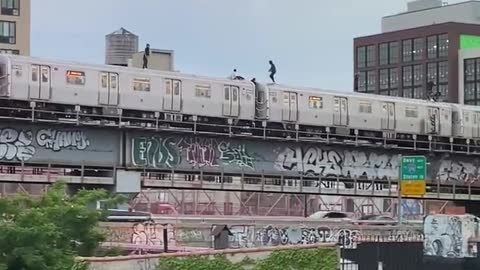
400 156 426 196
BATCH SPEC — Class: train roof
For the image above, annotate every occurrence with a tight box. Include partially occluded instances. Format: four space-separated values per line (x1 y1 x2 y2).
0 54 254 87
267 83 453 108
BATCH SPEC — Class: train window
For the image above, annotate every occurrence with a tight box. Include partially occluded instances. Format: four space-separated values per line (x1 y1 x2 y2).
283 93 289 104
133 78 150 92
452 111 459 122
101 73 108 88
224 87 230 100
31 66 38 82
465 112 470 122
110 74 117 88
195 85 211 98
359 102 372 113
66 70 85 85
41 67 49 83
165 80 172 95
308 96 323 109
232 86 239 102
174 81 180 95
334 98 340 112
405 106 418 118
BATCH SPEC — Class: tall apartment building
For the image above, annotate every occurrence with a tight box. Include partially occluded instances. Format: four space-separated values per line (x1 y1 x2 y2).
353 0 480 104
0 0 30 55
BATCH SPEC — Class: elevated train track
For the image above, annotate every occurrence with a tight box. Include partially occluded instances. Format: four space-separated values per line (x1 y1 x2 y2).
1 162 480 201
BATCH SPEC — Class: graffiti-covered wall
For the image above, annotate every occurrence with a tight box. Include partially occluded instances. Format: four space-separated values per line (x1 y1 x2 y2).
126 132 480 186
0 123 119 166
424 214 480 258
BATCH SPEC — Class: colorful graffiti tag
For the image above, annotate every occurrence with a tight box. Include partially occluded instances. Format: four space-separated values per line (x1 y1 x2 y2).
131 136 258 170
127 133 480 185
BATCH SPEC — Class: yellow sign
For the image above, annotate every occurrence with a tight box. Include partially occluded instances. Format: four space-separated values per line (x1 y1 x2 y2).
401 181 426 196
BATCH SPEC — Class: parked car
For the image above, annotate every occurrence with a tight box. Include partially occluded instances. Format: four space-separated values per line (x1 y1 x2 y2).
353 215 396 225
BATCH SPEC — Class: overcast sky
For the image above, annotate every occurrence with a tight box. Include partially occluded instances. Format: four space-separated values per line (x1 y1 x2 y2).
31 0 463 92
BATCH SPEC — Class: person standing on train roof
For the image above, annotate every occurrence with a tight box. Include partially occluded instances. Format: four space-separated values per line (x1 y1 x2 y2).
268 60 276 83
143 44 150 69
230 69 237 80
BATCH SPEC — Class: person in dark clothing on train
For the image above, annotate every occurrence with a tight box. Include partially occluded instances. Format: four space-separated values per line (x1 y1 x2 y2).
143 44 150 69
268 60 276 83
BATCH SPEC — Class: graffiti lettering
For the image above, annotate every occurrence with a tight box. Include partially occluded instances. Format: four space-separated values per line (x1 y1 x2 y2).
176 228 206 243
130 221 175 255
436 160 479 184
132 137 180 168
131 136 258 170
275 147 400 181
36 129 90 151
0 128 35 161
218 142 255 169
178 138 218 168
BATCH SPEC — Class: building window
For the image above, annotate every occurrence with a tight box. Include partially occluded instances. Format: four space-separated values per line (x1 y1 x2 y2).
402 40 413 63
438 34 449 58
0 48 18 54
389 41 399 64
380 69 389 90
1 0 19 16
403 66 413 88
357 71 376 93
427 36 437 59
367 70 376 92
357 46 366 68
0 21 15 44
427 34 448 59
379 43 389 66
403 38 425 62
413 86 423 99
463 58 480 104
403 64 424 99
379 41 399 66
428 61 449 101
390 68 399 88
379 68 398 95
366 45 376 67
413 38 424 61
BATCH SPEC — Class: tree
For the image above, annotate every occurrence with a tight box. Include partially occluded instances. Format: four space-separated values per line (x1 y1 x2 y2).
0 182 124 270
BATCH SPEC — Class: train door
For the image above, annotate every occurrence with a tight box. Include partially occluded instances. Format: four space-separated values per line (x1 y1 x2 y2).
427 107 440 134
381 102 395 130
29 64 51 100
98 72 119 106
474 112 480 138
333 96 348 126
163 79 182 111
281 91 298 122
222 85 240 117
0 63 8 96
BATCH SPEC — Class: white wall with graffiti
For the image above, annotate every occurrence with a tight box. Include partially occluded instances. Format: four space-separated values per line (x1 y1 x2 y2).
102 221 424 253
126 132 480 186
0 123 119 166
424 214 480 258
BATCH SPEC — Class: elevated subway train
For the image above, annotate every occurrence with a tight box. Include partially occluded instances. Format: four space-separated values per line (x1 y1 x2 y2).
0 54 478 143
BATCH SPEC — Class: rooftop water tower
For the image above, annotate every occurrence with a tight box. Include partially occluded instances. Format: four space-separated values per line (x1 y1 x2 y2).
105 27 139 66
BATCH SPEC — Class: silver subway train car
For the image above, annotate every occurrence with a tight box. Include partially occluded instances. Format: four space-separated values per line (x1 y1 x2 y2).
0 54 476 144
